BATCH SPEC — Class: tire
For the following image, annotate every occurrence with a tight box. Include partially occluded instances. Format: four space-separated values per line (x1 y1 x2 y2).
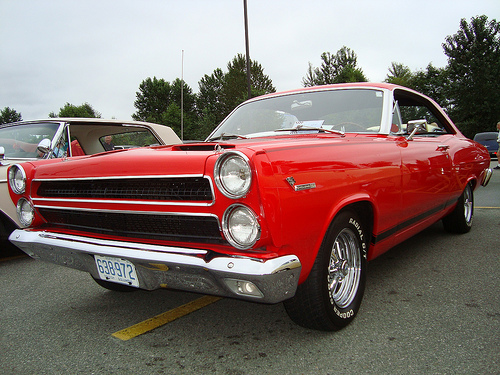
92 276 138 292
443 183 473 234
284 210 367 331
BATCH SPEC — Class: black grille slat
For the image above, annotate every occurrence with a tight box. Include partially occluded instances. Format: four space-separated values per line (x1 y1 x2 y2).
37 177 213 201
38 208 224 244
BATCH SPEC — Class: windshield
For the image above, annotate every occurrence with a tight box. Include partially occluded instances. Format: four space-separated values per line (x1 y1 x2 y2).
208 88 384 140
0 123 60 158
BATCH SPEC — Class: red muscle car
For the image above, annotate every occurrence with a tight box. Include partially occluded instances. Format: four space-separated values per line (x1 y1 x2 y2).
8 83 492 331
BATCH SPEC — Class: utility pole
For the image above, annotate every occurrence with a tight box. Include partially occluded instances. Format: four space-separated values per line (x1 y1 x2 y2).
181 49 184 141
243 0 251 100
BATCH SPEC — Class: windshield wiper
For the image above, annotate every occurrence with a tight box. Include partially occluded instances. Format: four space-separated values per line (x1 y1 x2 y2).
207 133 248 142
275 125 345 137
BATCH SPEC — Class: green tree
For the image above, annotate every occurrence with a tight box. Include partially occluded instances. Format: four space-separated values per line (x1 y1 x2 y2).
411 64 450 111
302 46 367 86
197 68 226 132
196 54 276 139
132 77 199 140
0 107 22 124
443 15 500 137
49 102 101 118
132 77 172 123
385 62 413 87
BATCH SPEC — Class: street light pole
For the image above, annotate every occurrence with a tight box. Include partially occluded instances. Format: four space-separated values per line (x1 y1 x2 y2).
243 0 251 100
181 49 184 141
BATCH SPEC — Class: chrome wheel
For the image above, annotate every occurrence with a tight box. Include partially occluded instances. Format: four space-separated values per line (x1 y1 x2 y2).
328 228 362 308
443 182 474 234
463 184 473 224
283 210 367 331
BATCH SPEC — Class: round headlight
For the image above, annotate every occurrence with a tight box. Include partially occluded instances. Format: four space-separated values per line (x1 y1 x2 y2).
222 204 260 249
8 164 27 194
214 152 252 198
17 197 34 227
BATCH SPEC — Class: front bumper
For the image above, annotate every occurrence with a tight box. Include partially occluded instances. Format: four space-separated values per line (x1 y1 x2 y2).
9 230 301 304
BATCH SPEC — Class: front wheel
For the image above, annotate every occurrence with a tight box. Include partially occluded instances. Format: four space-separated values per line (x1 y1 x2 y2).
443 183 474 234
284 210 367 331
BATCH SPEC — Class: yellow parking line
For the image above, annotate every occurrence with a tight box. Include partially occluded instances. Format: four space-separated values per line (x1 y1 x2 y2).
476 206 500 209
0 254 27 262
112 295 222 341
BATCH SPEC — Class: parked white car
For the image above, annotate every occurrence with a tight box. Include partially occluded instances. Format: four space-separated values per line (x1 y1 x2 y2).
0 118 181 254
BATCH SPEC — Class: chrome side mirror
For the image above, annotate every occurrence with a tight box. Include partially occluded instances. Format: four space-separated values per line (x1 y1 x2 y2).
0 146 6 165
406 120 427 141
37 138 52 158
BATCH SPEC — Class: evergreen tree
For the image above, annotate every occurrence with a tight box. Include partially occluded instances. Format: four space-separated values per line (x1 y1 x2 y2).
0 107 22 124
443 15 500 137
302 46 367 86
49 102 101 118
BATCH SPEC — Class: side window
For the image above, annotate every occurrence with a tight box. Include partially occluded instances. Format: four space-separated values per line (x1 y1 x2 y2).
394 90 450 135
52 127 69 158
100 131 159 151
391 101 403 134
70 138 86 156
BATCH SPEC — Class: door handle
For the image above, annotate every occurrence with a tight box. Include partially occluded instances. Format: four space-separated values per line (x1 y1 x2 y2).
437 145 450 151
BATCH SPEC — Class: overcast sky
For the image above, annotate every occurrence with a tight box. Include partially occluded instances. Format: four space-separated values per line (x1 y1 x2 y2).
1 0 499 121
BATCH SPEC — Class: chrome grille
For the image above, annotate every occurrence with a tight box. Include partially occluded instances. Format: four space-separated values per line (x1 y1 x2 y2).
38 208 224 244
36 177 213 201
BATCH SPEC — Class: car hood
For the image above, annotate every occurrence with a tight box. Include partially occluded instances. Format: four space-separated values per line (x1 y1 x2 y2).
24 134 361 179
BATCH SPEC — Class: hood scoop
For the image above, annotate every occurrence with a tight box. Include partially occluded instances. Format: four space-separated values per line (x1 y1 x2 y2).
173 143 236 151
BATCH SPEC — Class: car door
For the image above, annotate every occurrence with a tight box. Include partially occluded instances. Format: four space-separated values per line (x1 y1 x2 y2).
394 91 455 238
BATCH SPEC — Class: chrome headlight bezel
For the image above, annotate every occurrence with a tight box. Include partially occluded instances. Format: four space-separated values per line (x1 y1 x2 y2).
8 164 27 194
214 151 252 199
222 204 261 250
17 197 35 227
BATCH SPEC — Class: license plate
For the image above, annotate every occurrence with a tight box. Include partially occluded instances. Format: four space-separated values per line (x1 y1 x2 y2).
95 255 139 287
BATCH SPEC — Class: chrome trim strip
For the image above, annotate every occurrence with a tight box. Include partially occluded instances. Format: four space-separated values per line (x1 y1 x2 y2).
32 198 214 207
33 174 206 182
294 183 316 191
9 230 301 303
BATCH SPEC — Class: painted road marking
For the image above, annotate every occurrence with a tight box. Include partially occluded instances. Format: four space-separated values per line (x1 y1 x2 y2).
0 254 27 262
112 295 222 340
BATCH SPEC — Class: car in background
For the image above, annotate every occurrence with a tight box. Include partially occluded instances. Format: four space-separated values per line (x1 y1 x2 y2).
473 132 499 159
0 118 181 254
8 83 492 330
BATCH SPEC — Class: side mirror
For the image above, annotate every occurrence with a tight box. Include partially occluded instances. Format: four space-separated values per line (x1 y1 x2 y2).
37 138 52 157
0 146 5 159
406 120 427 141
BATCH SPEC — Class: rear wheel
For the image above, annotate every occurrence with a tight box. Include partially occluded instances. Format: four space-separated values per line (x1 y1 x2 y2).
284 210 367 331
443 183 473 234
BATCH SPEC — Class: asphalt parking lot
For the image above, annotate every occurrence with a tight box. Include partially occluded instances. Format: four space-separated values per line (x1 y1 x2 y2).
1 164 499 375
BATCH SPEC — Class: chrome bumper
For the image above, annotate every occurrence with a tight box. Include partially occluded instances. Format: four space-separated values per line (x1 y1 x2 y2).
481 167 493 187
9 230 301 304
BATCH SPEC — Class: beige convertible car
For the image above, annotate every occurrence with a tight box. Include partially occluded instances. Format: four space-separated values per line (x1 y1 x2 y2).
0 118 181 254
